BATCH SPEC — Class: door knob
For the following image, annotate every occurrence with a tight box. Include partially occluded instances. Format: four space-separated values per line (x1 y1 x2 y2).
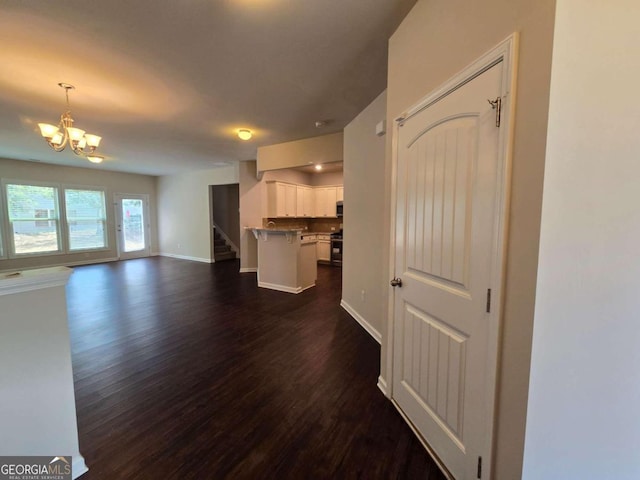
390 277 402 287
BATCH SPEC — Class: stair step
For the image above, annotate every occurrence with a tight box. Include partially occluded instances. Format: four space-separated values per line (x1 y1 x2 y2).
214 245 231 253
214 239 226 246
214 251 236 261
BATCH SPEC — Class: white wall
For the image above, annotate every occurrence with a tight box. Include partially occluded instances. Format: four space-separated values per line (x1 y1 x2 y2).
0 158 158 271
385 1 556 477
342 91 386 341
523 2 640 478
239 161 261 272
157 164 238 262
0 271 86 478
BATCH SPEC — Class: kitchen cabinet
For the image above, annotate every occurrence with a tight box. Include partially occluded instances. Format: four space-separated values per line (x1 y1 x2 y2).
267 182 297 217
314 187 338 217
316 234 331 261
296 185 315 217
267 181 342 218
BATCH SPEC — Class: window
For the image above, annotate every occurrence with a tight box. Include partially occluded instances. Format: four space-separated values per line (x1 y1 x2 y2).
64 189 107 251
6 183 61 255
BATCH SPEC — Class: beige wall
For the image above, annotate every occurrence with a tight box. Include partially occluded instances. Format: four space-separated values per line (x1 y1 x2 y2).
257 132 343 172
310 171 343 187
384 1 556 478
524 1 640 478
342 91 387 339
157 164 238 262
0 158 158 271
239 161 261 272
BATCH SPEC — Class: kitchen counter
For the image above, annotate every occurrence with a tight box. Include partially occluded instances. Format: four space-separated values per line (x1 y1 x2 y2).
249 227 317 294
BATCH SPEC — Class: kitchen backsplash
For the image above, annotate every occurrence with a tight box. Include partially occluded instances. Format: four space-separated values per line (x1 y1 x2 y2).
264 218 342 232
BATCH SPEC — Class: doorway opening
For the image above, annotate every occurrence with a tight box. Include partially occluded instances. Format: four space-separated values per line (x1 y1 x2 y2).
209 184 240 262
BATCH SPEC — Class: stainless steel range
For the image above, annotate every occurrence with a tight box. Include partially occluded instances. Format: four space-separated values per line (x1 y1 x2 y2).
330 230 343 266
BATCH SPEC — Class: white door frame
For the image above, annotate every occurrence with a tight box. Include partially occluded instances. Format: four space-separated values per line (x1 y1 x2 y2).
383 33 519 478
114 193 151 259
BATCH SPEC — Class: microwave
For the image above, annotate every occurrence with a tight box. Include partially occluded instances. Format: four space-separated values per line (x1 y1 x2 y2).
336 201 343 217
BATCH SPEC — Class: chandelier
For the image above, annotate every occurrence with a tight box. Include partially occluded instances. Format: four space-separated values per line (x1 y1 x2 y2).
37 83 104 164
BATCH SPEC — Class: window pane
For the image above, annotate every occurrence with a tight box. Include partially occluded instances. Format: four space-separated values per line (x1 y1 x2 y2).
65 189 107 250
7 184 60 255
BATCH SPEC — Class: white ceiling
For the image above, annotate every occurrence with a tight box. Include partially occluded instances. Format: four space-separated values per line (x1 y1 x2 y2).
0 0 416 176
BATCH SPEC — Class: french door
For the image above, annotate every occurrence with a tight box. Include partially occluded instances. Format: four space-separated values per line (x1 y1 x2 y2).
114 194 150 259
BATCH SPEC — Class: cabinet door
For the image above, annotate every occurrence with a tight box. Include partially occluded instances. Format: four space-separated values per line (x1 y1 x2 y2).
296 186 305 217
275 183 287 217
337 186 344 202
326 187 337 217
314 188 325 217
303 187 315 217
284 184 297 217
317 240 330 261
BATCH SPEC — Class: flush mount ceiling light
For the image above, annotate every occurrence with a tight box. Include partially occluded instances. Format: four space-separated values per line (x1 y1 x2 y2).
37 83 104 163
314 164 323 171
238 129 252 141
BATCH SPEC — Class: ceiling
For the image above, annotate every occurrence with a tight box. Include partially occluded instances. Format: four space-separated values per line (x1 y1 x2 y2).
0 0 416 176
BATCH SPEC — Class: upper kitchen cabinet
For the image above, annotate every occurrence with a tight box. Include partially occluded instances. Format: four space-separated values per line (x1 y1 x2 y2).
267 181 297 217
315 186 338 217
337 186 344 202
296 185 315 217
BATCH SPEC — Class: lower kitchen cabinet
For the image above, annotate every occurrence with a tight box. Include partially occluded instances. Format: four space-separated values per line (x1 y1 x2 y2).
316 234 331 262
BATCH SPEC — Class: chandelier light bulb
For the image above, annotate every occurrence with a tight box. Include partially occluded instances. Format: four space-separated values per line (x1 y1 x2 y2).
38 123 59 139
87 155 104 164
238 129 252 141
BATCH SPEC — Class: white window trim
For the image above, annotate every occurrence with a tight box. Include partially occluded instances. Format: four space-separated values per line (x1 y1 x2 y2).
62 184 110 253
2 179 64 259
0 180 111 258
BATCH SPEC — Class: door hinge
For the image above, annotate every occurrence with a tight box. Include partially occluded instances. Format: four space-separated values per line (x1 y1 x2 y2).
486 289 492 313
477 456 482 478
487 97 502 127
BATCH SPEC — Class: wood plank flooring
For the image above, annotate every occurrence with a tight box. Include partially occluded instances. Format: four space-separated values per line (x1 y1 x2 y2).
66 257 445 479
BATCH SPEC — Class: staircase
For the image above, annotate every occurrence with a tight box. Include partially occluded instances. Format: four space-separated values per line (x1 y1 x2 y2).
214 228 236 262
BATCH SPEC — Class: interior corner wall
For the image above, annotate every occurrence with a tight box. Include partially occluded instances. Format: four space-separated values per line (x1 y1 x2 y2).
157 164 239 263
342 90 387 340
238 160 261 271
0 158 158 271
523 2 640 478
384 1 556 478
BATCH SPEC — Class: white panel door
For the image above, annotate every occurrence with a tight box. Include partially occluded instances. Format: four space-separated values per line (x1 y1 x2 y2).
392 63 504 479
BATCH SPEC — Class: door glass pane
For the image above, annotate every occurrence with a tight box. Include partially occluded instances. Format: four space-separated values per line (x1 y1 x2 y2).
121 199 145 252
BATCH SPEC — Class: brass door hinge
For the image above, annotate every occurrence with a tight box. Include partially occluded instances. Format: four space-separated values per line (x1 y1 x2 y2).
487 97 502 127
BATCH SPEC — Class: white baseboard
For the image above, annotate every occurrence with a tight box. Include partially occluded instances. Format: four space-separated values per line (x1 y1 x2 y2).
340 299 382 344
377 376 389 398
73 454 88 479
239 267 258 273
159 253 212 263
0 256 119 274
258 281 303 294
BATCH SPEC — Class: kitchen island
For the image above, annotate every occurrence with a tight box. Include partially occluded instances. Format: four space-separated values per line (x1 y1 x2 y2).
251 228 317 293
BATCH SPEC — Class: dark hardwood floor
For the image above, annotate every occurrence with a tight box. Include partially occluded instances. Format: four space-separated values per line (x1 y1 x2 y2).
66 257 445 480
